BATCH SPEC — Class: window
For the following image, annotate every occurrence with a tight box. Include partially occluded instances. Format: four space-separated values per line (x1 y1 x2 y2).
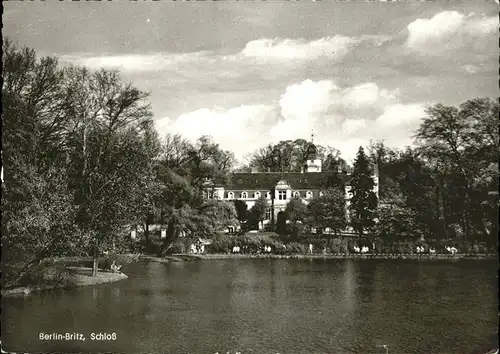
306 191 313 199
254 191 261 199
213 191 219 199
265 208 272 220
293 191 300 199
266 192 271 199
278 190 286 200
227 192 234 199
241 191 248 199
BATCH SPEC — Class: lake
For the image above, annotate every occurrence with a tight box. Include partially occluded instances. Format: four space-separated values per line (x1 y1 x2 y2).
2 259 498 353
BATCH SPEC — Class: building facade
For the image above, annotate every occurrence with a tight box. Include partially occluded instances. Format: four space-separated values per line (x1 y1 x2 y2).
202 143 379 230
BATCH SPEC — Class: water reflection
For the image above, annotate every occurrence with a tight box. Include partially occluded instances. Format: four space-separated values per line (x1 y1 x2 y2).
342 260 357 312
2 260 497 354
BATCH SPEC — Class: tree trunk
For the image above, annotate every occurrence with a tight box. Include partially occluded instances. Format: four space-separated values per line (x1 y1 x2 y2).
161 219 176 255
144 219 150 247
435 176 447 238
92 247 98 277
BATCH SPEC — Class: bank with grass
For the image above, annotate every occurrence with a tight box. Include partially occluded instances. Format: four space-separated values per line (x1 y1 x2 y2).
1 254 139 297
174 253 497 261
2 268 128 296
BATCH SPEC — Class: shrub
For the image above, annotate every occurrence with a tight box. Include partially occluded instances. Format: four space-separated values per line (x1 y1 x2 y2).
168 242 184 254
327 238 343 254
210 234 233 253
284 242 307 254
15 263 76 289
266 238 286 253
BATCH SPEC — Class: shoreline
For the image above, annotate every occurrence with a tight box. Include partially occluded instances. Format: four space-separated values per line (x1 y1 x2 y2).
4 253 496 296
2 267 128 297
170 253 498 261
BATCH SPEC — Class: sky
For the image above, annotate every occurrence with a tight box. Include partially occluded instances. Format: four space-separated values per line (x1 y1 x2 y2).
4 1 498 163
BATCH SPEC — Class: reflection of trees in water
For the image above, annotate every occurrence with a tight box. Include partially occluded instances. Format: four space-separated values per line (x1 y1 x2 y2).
342 260 357 311
112 287 120 300
269 260 276 303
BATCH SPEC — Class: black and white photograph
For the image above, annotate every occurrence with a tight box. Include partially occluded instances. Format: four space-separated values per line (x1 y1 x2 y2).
1 1 498 353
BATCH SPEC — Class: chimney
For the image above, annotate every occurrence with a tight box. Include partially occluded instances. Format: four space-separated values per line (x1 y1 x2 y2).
267 167 271 173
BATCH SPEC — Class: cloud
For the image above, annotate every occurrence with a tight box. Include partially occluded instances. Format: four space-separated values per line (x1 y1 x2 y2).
59 51 215 72
270 79 401 140
263 79 425 161
341 119 367 136
154 116 172 136
58 36 361 76
153 76 431 163
155 104 277 158
376 103 427 127
341 83 399 111
240 36 359 61
405 11 497 54
239 34 392 63
279 79 337 120
331 104 426 161
270 79 337 141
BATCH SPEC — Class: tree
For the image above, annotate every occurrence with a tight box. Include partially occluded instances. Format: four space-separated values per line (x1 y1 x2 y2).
63 67 155 276
276 211 287 235
2 39 70 168
2 40 85 287
233 200 248 223
154 133 240 253
247 139 346 172
285 198 307 223
321 147 346 172
284 198 307 240
367 140 402 201
415 98 499 242
305 188 347 244
188 136 235 189
248 196 268 230
376 197 423 245
195 200 239 238
158 133 196 170
156 168 199 254
248 141 295 172
2 158 85 287
349 146 378 237
129 122 162 248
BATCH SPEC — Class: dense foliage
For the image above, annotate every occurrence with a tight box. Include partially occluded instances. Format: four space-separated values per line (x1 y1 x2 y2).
2 41 498 288
2 42 238 285
370 98 498 246
243 139 347 173
305 188 347 238
349 147 378 237
248 196 269 230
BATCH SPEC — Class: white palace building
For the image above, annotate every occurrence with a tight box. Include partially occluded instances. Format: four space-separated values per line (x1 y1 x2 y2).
202 141 379 231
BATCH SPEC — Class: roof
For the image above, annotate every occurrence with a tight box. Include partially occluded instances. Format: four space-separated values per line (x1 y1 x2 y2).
214 172 350 190
275 180 291 190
